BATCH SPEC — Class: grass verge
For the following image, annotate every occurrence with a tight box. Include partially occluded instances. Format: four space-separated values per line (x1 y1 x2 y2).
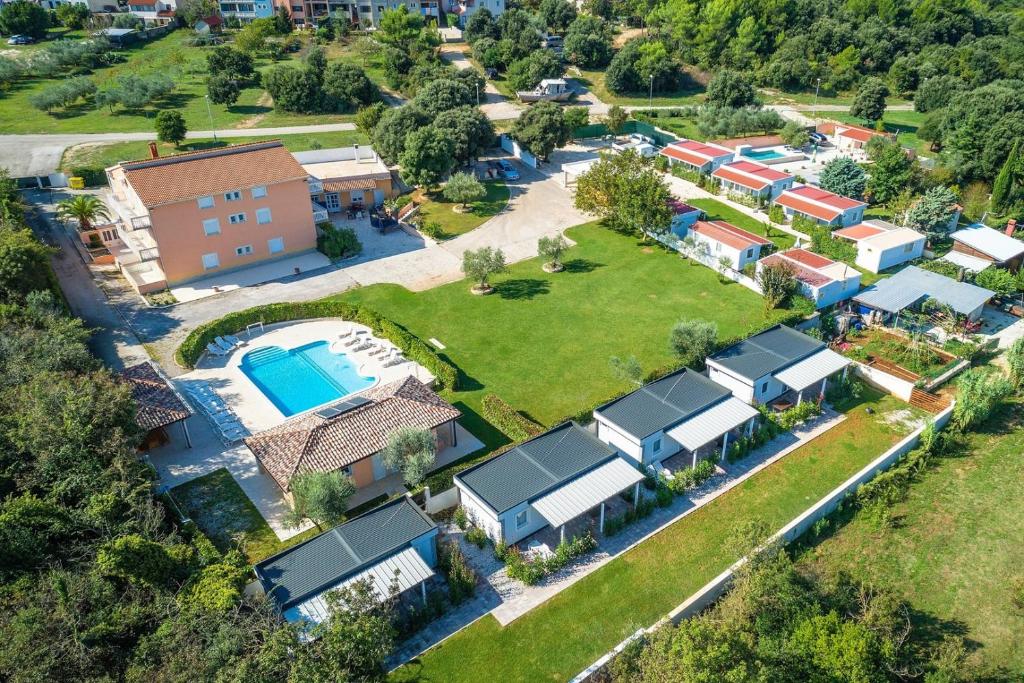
413 180 510 239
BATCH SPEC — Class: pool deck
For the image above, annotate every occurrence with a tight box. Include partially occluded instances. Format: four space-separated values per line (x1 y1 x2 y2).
181 319 438 433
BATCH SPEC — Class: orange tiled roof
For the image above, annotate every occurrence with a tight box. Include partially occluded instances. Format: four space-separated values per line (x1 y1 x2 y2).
760 253 833 287
775 193 842 222
833 223 886 241
837 126 879 143
118 141 309 208
118 361 192 431
692 220 771 251
323 179 379 192
785 185 864 210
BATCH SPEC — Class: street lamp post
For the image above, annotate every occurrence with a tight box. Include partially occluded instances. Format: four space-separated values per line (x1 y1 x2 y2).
205 95 218 142
649 74 654 107
812 77 821 121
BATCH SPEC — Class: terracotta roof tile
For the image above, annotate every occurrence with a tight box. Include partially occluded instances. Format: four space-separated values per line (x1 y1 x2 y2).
834 223 886 241
244 377 461 491
119 361 192 431
323 179 381 192
691 220 771 250
774 193 843 222
117 141 309 208
760 253 833 287
785 185 864 210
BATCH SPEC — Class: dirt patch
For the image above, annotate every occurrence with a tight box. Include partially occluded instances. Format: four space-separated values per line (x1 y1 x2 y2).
234 92 272 129
878 408 925 432
641 246 654 253
613 28 644 49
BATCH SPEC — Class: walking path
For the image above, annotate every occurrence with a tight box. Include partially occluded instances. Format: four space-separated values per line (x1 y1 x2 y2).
388 408 846 668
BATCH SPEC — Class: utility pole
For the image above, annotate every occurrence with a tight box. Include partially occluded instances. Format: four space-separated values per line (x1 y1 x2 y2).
649 74 654 108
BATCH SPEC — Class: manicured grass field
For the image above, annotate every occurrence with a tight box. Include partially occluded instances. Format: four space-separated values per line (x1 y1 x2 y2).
687 198 797 251
60 130 371 174
829 109 932 155
636 115 704 140
0 29 351 134
337 222 794 426
798 403 1024 676
413 180 510 239
575 68 706 107
392 388 920 682
170 468 318 564
760 88 911 108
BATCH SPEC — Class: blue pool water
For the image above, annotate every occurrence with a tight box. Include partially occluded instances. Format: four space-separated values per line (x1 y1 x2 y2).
240 341 377 417
742 148 785 160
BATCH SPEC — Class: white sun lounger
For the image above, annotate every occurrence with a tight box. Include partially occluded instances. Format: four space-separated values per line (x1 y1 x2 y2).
224 334 245 347
338 323 354 339
206 343 228 357
214 336 236 352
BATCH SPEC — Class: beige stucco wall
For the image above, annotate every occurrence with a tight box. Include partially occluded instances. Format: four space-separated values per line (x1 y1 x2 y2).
148 177 317 285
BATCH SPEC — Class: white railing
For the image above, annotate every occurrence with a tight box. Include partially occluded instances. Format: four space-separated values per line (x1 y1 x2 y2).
308 179 324 194
312 201 329 223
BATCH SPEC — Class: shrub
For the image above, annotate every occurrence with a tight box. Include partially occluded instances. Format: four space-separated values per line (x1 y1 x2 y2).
465 525 488 549
317 223 362 260
775 400 822 431
175 301 459 392
481 394 544 441
768 204 785 224
654 483 673 507
503 532 597 584
665 459 716 495
453 505 468 530
604 498 656 536
439 541 476 605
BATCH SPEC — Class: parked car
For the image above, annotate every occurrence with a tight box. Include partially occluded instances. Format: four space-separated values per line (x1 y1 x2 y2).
809 131 827 145
6 35 33 45
496 159 520 180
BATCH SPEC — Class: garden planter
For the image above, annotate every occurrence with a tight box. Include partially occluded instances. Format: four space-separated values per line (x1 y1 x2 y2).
471 285 494 295
542 262 564 273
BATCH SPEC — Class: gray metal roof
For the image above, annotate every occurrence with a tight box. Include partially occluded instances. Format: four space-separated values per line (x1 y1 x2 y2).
665 397 759 452
708 325 825 382
594 368 731 438
455 422 618 514
854 266 993 316
254 496 436 610
531 457 645 528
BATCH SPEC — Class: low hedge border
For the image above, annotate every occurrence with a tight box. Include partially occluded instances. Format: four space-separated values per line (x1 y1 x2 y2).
175 300 459 392
481 394 544 442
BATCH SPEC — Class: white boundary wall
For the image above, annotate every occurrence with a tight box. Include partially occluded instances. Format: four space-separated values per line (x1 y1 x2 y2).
423 485 460 514
570 402 955 683
852 361 916 402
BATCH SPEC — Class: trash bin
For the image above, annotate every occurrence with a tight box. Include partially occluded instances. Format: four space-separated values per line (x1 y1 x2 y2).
69 176 85 190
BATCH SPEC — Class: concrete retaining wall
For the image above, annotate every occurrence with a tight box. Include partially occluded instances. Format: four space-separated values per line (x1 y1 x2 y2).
424 485 460 514
922 358 971 393
570 402 955 683
852 361 916 402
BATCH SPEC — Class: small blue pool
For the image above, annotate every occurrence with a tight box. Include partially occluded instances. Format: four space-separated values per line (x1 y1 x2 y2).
240 341 377 417
742 148 785 160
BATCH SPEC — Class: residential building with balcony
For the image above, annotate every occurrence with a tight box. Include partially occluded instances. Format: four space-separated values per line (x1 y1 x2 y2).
294 145 395 218
447 0 503 26
291 0 441 27
221 0 274 20
125 0 179 24
102 141 318 294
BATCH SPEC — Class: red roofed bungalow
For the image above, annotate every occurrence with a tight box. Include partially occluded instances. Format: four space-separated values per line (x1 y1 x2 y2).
774 184 866 227
659 139 735 174
756 248 861 309
711 160 794 201
832 123 892 152
687 220 773 270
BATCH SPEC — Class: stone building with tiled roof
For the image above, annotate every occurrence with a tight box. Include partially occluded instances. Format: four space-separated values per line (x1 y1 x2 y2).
244 376 461 493
118 361 193 450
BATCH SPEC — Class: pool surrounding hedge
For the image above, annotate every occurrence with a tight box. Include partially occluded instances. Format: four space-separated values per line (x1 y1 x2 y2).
175 300 459 392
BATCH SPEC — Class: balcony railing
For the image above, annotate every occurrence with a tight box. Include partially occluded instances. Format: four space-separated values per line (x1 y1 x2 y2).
138 247 160 262
309 179 324 194
312 201 329 223
128 215 152 230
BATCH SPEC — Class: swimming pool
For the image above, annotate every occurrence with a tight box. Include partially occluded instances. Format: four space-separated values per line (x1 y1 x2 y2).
742 148 785 161
240 341 377 417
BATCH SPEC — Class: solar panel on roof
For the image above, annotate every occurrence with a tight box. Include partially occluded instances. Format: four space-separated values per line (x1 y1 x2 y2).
316 395 371 419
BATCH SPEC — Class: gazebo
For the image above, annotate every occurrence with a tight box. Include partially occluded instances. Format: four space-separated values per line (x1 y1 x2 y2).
119 361 193 451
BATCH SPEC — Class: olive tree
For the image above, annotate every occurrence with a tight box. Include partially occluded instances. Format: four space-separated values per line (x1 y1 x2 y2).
669 318 718 369
285 470 355 529
461 246 507 293
380 427 437 487
538 234 569 271
442 172 486 209
757 261 797 310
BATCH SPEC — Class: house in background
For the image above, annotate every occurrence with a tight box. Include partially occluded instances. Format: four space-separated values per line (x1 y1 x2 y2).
448 0 505 27
707 325 851 407
949 223 1024 273
219 0 274 21
103 140 318 294
296 146 395 219
244 377 461 499
757 248 861 309
593 368 760 470
667 199 701 236
659 139 735 175
454 422 645 546
680 219 772 270
254 496 439 631
125 0 180 24
829 122 892 152
774 185 866 228
853 265 994 324
711 160 794 201
833 220 926 273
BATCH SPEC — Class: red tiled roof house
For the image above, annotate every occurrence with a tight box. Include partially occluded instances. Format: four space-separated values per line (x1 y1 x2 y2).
104 141 318 294
757 248 861 309
659 139 735 175
711 160 795 202
244 377 461 497
774 184 867 228
685 220 773 270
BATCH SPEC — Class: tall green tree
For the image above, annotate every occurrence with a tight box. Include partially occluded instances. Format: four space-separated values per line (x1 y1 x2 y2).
850 77 889 122
818 157 867 200
866 140 918 204
705 69 759 108
0 1 49 39
285 470 355 529
905 186 958 240
442 172 486 209
399 125 456 188
990 138 1020 212
154 110 187 145
669 319 718 369
380 427 437 486
574 150 673 236
511 101 571 160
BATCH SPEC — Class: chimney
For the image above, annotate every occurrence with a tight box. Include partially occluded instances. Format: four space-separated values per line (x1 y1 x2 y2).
148 142 159 159
1006 219 1017 237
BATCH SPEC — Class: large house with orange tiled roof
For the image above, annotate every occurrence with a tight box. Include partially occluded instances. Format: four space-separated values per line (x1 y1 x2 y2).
828 122 892 152
711 160 794 201
757 247 861 309
774 184 867 228
103 140 319 294
659 139 735 174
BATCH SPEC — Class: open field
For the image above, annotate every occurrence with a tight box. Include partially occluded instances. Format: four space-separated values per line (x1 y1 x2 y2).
829 109 932 155
687 197 796 251
337 222 798 426
0 29 353 134
798 403 1024 676
575 68 706 107
392 388 921 682
412 180 510 238
60 130 371 173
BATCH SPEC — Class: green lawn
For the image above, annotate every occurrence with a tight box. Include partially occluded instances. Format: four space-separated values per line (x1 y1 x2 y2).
575 69 706 107
336 222 795 426
0 29 352 134
60 130 371 174
413 181 510 239
760 88 911 108
170 468 319 564
635 115 705 140
798 403 1024 676
687 198 796 251
392 388 920 682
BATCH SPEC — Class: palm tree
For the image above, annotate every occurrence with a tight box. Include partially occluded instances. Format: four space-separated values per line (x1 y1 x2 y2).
57 195 111 231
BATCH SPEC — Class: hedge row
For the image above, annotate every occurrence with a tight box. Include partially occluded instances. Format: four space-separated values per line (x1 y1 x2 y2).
67 166 109 188
481 394 544 442
175 300 459 392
